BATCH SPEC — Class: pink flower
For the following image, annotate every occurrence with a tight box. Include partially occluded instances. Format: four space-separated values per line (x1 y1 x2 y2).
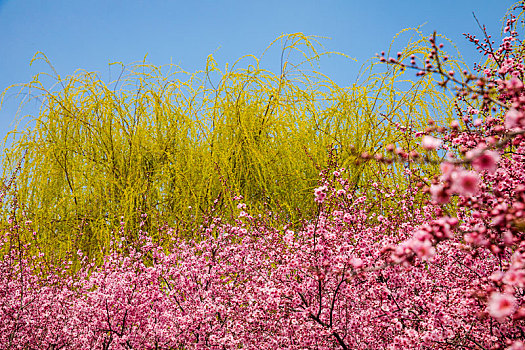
503 269 525 288
488 292 516 319
283 230 295 245
451 170 479 196
430 183 450 204
349 257 363 269
507 77 524 91
314 186 327 203
507 341 525 350
505 108 525 130
470 150 500 174
489 270 505 282
421 136 442 150
439 162 455 181
408 238 435 261
511 251 525 269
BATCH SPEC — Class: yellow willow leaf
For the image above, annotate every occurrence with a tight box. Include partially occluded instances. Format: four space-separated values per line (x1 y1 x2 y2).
0 32 462 262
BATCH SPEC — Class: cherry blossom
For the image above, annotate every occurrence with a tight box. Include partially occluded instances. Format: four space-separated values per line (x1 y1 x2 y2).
421 135 442 150
488 292 517 320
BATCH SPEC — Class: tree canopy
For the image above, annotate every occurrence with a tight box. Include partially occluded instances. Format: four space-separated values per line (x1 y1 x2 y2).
0 31 465 259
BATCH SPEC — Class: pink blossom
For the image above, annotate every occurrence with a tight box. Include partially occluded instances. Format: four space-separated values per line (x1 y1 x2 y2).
503 269 525 288
421 135 442 150
314 185 327 203
408 238 435 261
469 150 500 174
487 292 517 319
349 257 363 268
439 162 455 181
283 230 295 244
507 77 524 91
507 341 525 350
451 169 479 196
429 183 450 204
505 108 525 129
511 251 525 269
489 270 505 282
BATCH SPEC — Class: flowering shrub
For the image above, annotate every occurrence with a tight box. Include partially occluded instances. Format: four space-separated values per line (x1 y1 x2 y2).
2 3 525 349
1 178 513 349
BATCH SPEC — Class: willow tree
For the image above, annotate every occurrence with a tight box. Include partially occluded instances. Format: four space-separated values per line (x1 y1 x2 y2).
0 32 465 259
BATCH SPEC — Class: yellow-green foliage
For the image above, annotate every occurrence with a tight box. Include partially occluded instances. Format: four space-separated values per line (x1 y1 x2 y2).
0 32 465 259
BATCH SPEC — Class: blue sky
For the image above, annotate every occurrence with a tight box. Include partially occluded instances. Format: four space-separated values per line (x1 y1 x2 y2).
0 0 515 151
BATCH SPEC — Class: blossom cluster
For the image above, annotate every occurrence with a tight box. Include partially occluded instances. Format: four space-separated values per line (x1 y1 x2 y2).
1 180 521 349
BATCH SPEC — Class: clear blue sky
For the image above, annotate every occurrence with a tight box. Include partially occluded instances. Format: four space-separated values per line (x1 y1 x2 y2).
0 0 515 151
